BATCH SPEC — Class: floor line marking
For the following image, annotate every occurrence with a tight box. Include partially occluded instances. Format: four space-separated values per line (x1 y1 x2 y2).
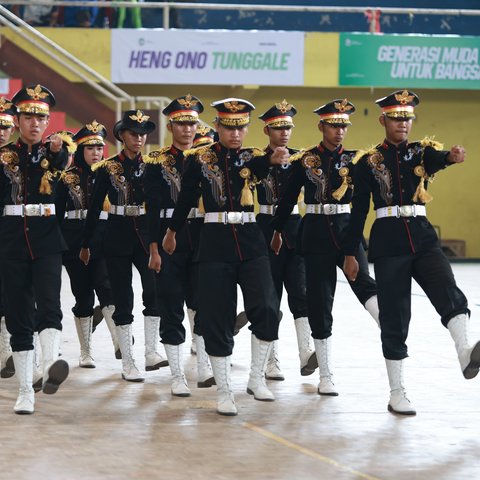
243 422 382 480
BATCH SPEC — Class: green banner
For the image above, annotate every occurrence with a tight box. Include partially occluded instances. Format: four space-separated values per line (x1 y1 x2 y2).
339 33 480 89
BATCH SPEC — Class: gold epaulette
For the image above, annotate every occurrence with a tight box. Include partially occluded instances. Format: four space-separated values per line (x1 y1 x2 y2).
242 147 265 157
91 158 110 172
253 147 265 157
57 132 77 154
143 146 172 164
289 151 304 162
352 145 378 164
420 136 444 151
183 145 207 158
59 166 77 180
0 144 18 165
188 144 215 162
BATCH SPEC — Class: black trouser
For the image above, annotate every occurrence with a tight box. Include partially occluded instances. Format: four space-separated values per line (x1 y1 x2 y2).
0 254 63 351
0 276 4 318
374 247 469 360
156 250 196 345
64 258 114 318
304 246 377 340
198 256 280 357
105 246 158 326
269 246 307 319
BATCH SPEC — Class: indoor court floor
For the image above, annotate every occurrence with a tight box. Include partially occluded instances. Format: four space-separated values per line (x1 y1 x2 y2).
1 263 479 480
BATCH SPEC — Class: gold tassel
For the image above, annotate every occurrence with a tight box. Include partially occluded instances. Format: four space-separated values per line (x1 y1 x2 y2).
412 177 433 203
39 171 53 195
332 176 349 201
241 179 254 206
239 168 254 206
197 195 205 214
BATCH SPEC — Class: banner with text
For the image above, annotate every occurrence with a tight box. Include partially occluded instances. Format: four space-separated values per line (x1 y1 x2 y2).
111 29 304 85
339 33 480 89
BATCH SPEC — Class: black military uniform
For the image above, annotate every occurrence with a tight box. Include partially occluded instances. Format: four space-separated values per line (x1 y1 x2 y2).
55 123 114 368
144 95 210 396
0 96 16 379
144 96 204 347
82 109 162 381
272 99 377 396
0 85 70 413
167 98 281 415
184 123 215 357
343 90 478 415
252 100 316 380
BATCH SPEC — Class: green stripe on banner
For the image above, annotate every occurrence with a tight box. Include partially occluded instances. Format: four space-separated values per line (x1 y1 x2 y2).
339 33 480 90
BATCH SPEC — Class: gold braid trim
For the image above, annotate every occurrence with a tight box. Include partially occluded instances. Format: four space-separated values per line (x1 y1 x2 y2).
420 136 444 151
143 147 172 164
352 145 378 165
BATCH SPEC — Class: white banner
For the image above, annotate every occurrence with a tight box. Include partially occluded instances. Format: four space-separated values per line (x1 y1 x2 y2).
111 29 304 86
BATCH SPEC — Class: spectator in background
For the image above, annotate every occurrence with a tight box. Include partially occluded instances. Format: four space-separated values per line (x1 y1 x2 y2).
117 0 143 28
63 0 99 27
21 4 59 27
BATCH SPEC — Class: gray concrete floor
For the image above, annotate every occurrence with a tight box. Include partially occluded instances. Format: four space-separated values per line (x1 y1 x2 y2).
1 263 479 480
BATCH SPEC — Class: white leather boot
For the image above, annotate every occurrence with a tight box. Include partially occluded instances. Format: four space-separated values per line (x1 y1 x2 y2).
32 332 43 392
144 316 168 371
265 340 284 381
74 316 95 368
0 316 14 378
294 317 317 376
247 334 275 401
103 305 121 359
314 337 338 396
164 343 190 396
447 313 480 379
116 324 144 382
385 359 416 415
12 350 34 414
195 334 215 388
186 308 197 355
364 295 380 327
210 355 237 416
39 328 69 395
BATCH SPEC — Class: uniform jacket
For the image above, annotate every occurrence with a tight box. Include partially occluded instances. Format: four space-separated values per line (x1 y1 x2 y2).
343 138 450 260
82 150 149 257
55 158 106 260
272 142 356 255
256 145 301 249
143 145 202 254
0 139 68 260
169 142 272 262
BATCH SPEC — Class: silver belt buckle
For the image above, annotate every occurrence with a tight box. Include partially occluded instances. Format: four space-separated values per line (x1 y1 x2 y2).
323 204 335 215
227 211 242 224
24 204 40 216
399 205 414 217
125 205 138 216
